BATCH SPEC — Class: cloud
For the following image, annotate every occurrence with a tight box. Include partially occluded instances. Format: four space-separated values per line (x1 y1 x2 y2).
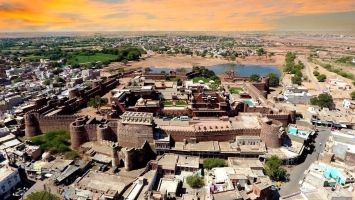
0 0 354 31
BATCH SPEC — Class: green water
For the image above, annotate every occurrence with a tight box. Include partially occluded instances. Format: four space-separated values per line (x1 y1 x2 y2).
244 100 254 106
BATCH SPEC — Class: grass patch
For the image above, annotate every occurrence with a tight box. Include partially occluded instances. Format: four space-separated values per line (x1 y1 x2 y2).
30 130 78 158
229 87 244 94
163 102 173 106
68 53 117 64
193 77 211 83
210 85 218 90
175 101 187 106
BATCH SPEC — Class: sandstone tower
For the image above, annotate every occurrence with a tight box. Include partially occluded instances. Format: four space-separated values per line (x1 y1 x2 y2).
24 112 41 137
260 119 284 148
111 143 120 167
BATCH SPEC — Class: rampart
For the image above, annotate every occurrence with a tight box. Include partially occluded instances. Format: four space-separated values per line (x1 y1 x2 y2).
160 127 261 143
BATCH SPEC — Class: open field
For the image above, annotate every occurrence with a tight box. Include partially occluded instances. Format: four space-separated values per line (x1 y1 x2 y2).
68 53 117 64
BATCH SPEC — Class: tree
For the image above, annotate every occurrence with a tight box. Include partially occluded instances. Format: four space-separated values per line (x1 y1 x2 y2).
264 155 286 181
230 55 236 61
122 59 128 65
87 95 108 112
55 77 66 83
25 190 60 200
350 91 355 100
267 73 280 87
160 70 166 74
291 75 302 85
313 71 320 76
310 94 333 108
249 74 260 82
176 68 187 74
174 77 182 86
257 48 266 56
186 175 204 188
317 74 327 82
13 77 21 83
42 79 51 86
144 67 152 73
163 74 170 81
203 158 226 169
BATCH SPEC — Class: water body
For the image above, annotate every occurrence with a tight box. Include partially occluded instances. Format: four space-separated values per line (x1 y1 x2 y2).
145 64 281 77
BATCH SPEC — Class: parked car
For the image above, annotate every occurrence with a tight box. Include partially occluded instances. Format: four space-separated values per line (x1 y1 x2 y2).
162 117 170 121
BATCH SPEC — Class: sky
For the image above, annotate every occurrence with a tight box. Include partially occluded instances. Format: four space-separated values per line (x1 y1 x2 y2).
0 0 355 32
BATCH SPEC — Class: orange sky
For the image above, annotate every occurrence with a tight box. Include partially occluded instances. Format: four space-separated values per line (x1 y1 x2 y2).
0 0 354 31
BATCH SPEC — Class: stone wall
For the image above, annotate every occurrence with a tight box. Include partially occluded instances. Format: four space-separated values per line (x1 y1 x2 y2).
160 127 261 143
117 122 154 148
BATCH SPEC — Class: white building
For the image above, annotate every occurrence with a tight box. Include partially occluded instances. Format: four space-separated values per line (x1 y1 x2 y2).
342 99 355 109
0 165 21 199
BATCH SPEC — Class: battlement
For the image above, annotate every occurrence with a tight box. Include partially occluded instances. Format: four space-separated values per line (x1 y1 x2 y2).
99 139 118 148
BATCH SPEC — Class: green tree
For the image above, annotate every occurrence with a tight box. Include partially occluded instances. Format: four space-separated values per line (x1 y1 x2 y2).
313 71 320 76
264 156 286 181
144 67 152 73
55 77 66 83
42 79 51 86
267 73 280 87
317 74 327 82
203 158 226 169
13 77 21 83
230 55 236 61
294 70 303 77
87 95 108 112
25 190 60 200
186 175 204 188
257 48 266 56
176 68 187 74
291 75 302 85
163 74 170 81
174 77 182 86
350 91 355 100
160 70 166 74
310 94 333 108
249 74 260 82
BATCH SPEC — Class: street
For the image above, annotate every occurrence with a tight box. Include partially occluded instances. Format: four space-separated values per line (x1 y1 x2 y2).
271 127 331 199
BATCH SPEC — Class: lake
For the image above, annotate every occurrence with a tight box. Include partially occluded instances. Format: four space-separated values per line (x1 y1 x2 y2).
145 64 281 77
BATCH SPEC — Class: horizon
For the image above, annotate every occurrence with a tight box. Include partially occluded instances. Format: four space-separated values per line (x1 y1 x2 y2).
1 0 355 32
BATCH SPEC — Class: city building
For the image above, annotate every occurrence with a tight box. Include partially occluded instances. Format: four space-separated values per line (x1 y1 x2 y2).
0 165 21 199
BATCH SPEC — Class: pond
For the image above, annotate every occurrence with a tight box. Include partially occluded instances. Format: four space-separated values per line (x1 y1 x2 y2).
145 64 281 77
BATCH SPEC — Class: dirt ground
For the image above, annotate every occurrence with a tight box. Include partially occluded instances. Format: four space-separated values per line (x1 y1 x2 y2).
108 53 285 70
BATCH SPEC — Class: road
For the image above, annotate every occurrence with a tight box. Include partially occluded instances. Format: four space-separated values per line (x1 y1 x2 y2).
271 127 331 199
298 56 321 92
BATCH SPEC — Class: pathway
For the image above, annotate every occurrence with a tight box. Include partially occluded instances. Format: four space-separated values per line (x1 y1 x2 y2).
298 56 321 92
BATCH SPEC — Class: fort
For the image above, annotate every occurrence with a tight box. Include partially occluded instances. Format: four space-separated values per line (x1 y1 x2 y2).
23 72 297 171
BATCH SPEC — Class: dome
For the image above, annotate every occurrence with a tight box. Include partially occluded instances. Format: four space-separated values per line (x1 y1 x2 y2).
138 97 144 104
42 152 51 160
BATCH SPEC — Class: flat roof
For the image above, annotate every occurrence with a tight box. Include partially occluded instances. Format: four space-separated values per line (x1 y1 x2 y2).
158 178 179 194
0 165 18 181
176 155 199 168
228 158 264 169
77 171 134 194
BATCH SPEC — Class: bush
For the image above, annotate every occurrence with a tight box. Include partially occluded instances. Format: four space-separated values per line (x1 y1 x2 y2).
317 74 327 82
25 190 60 200
350 91 355 100
203 158 226 169
313 71 320 76
291 76 302 85
186 175 204 188
310 94 333 108
249 74 260 82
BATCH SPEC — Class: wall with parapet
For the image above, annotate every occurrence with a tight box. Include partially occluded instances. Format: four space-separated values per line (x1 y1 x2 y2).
160 127 261 143
117 122 154 148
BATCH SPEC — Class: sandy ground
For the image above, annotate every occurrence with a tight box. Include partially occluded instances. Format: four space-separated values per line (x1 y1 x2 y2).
108 53 285 70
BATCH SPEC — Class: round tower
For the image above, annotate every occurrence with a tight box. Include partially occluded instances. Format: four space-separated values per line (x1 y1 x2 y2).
260 119 283 148
97 124 110 141
124 148 135 171
70 119 89 150
24 113 41 137
111 143 120 167
68 89 80 100
289 110 296 124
